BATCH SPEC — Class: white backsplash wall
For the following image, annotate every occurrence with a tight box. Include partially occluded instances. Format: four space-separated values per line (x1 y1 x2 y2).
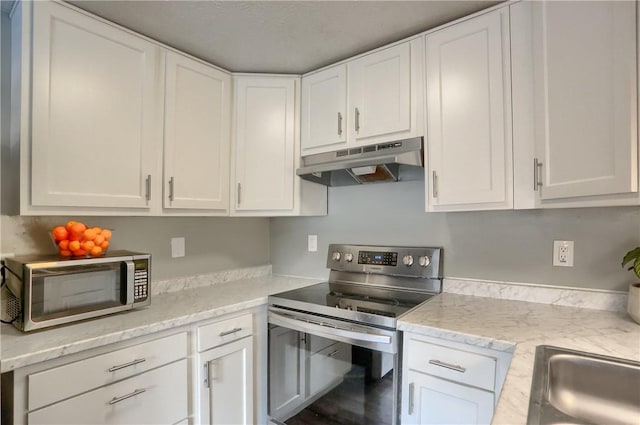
269 180 640 292
1 215 271 280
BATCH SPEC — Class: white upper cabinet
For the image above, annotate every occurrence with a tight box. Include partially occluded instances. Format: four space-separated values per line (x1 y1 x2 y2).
300 39 424 155
231 75 327 216
232 76 296 212
300 65 347 155
349 43 412 143
26 1 162 212
163 52 231 213
425 8 512 211
511 0 639 208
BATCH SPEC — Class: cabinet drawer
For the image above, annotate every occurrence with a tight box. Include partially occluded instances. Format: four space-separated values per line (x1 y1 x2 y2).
28 332 187 411
407 339 496 392
198 313 253 352
307 334 336 355
28 359 188 425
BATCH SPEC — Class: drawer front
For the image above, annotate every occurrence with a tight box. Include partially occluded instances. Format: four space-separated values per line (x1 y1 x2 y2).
407 339 496 391
29 332 187 411
28 359 188 425
198 313 253 352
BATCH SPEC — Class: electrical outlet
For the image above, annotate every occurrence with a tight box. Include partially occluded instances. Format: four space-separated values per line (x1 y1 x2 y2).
171 237 185 258
553 240 574 267
308 235 318 252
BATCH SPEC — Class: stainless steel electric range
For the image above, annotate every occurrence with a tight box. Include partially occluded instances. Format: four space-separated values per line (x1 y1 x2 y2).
268 244 443 425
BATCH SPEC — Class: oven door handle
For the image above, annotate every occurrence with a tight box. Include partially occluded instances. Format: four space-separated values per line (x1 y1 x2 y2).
268 310 392 345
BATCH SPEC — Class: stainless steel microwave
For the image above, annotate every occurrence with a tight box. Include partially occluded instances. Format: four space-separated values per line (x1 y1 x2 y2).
2 251 150 332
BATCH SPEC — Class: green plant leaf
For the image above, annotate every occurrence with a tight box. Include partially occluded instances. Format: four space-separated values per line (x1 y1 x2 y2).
622 247 640 268
635 261 640 280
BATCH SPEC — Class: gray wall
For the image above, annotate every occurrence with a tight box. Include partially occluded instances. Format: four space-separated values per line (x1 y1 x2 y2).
1 215 270 280
270 180 640 291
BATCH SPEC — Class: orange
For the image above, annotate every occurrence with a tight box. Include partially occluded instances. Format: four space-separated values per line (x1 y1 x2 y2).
70 222 87 239
68 240 81 251
91 227 102 234
65 221 76 231
82 240 95 251
73 249 87 257
94 234 105 246
52 226 69 242
83 229 97 241
100 241 109 250
58 240 70 250
59 249 72 257
89 246 103 257
101 229 112 241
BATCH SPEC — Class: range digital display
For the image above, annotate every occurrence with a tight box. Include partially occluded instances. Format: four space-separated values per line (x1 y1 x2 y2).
359 251 398 266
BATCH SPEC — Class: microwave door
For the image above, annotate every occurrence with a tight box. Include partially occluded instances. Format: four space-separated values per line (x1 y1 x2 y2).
24 261 134 331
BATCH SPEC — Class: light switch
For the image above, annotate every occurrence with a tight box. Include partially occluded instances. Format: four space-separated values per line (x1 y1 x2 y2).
171 237 185 258
308 235 318 252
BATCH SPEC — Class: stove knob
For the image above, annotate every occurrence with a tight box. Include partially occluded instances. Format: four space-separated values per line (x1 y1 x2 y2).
332 252 341 261
402 255 414 266
419 256 431 267
345 253 354 262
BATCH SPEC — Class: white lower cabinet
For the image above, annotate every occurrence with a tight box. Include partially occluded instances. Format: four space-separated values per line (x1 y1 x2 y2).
28 359 188 425
268 327 306 419
404 369 494 425
199 338 253 425
4 332 189 425
197 313 255 425
401 333 513 425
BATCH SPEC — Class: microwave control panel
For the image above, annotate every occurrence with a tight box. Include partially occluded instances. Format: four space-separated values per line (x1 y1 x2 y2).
133 259 149 302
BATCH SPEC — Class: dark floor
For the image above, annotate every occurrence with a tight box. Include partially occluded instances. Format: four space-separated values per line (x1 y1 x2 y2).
286 366 395 425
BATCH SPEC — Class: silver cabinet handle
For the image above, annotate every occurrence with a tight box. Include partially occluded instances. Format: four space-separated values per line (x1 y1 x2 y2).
219 327 242 337
428 359 466 373
168 176 175 201
237 183 242 205
338 112 343 136
533 158 543 191
355 108 360 132
432 171 438 198
408 382 415 415
108 388 146 405
145 175 151 201
108 358 146 372
328 349 340 358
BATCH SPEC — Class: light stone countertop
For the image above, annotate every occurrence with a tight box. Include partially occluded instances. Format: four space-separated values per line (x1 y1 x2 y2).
0 274 320 372
397 292 640 425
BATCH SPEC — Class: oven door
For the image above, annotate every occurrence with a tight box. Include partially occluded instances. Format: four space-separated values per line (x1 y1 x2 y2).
268 307 401 425
22 260 135 331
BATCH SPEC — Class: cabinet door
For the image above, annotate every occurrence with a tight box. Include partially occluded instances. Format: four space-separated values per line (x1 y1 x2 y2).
164 52 231 211
348 43 411 143
529 1 637 200
269 327 306 420
307 341 351 397
301 64 347 155
30 1 160 209
28 359 188 425
233 77 296 211
426 8 512 211
403 370 494 425
200 337 254 425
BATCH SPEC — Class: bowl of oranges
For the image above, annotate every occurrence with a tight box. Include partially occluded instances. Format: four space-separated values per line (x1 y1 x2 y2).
51 221 112 258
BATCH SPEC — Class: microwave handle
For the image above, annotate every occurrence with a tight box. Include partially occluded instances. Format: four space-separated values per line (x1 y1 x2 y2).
125 261 135 305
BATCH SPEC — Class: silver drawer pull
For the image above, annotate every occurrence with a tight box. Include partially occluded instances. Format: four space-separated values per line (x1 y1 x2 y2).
108 358 146 372
328 350 340 358
219 327 243 337
108 388 146 405
429 359 466 373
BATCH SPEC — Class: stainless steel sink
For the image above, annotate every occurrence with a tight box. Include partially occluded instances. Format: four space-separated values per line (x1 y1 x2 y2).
527 345 640 425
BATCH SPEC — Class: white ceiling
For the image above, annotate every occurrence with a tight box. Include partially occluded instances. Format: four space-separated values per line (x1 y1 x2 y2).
66 0 501 74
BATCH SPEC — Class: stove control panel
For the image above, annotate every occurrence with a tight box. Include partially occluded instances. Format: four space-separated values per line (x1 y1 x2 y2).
327 244 443 279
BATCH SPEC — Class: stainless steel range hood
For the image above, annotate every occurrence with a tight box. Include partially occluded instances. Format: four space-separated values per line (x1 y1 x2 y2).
296 137 423 186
